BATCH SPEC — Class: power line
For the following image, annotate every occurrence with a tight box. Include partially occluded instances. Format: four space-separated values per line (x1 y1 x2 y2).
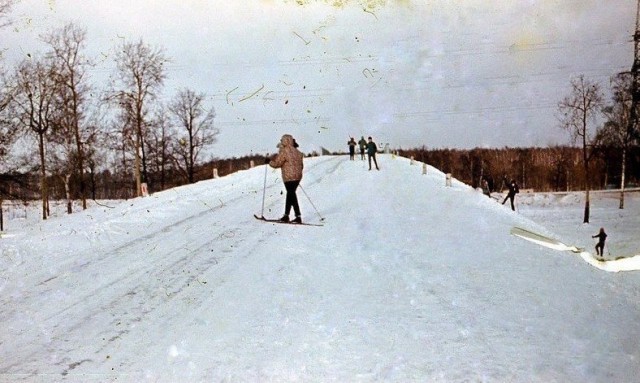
393 102 559 119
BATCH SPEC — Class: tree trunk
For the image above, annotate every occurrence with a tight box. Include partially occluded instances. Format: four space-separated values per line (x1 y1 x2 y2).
140 131 149 190
582 130 590 224
71 89 86 210
134 121 142 197
619 146 626 209
63 174 72 214
188 132 195 184
89 167 96 200
39 132 48 220
583 189 590 224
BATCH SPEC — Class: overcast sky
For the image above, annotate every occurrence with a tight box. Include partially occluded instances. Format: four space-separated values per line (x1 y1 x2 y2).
1 0 636 158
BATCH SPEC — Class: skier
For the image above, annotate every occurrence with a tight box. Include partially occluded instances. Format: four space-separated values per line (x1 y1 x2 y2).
501 179 519 211
592 227 607 257
347 137 357 160
358 136 367 160
267 134 304 223
481 178 491 198
366 136 380 170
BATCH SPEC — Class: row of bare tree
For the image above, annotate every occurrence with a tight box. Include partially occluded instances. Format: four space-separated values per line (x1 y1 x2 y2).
0 11 219 221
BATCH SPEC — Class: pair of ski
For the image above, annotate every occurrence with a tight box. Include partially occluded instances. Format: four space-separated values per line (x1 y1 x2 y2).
255 165 323 227
254 214 323 227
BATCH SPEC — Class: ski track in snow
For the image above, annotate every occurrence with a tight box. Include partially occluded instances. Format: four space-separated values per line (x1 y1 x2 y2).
1 155 640 382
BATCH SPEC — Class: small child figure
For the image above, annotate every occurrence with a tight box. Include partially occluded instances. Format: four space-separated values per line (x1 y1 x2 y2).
592 227 607 257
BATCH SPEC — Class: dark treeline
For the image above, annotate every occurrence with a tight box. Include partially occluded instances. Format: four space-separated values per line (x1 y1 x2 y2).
4 145 640 204
1 154 268 202
397 146 640 192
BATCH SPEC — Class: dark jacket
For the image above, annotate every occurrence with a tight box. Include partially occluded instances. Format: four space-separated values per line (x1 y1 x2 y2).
358 137 367 150
592 231 607 244
366 141 378 156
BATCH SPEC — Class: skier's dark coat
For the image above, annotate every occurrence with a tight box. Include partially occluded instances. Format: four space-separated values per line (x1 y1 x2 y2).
502 179 519 211
358 137 367 151
366 141 378 155
592 228 607 255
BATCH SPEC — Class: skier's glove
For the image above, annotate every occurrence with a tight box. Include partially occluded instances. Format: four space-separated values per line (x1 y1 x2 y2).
264 157 271 164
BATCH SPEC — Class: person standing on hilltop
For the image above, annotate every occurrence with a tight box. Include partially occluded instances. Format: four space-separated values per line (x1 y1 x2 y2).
366 136 380 171
267 134 304 223
481 177 491 198
501 178 519 211
347 137 357 160
358 136 367 160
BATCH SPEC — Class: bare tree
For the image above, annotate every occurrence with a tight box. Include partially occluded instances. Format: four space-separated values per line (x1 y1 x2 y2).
0 0 18 229
11 57 59 220
0 0 18 156
0 72 17 230
169 88 218 183
42 22 93 210
112 39 168 196
558 75 604 223
0 74 15 162
598 74 639 209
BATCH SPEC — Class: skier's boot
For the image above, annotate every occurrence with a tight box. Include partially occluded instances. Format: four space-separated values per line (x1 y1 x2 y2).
279 215 290 223
292 216 302 224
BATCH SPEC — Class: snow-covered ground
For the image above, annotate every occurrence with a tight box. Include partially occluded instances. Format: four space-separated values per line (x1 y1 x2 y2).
1 154 639 382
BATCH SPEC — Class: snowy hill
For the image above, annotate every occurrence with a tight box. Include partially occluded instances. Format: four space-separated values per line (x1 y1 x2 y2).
1 154 640 382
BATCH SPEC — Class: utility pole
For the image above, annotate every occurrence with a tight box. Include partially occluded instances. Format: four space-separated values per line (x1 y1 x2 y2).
619 1 640 128
629 0 640 128
617 0 640 209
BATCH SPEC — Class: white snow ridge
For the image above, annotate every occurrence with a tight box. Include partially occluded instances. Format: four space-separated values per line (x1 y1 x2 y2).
1 154 639 382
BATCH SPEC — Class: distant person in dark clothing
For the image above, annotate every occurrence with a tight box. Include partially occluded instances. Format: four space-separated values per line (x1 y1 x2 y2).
481 178 491 197
366 136 379 171
358 136 367 160
592 227 607 257
485 176 494 194
502 179 519 211
347 137 357 160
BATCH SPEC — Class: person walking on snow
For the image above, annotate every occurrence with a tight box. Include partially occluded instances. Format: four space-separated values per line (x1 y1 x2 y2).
592 227 607 257
502 179 519 211
358 136 367 160
267 134 304 223
347 137 357 160
366 136 380 170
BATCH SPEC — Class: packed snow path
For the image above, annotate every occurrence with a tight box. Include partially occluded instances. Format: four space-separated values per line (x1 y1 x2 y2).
1 155 639 382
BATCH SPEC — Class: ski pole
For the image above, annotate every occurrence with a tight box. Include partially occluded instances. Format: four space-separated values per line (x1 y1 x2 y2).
260 163 268 218
299 184 324 221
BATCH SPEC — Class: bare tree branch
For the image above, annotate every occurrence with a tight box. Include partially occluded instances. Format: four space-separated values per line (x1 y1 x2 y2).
169 88 218 183
557 74 604 223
